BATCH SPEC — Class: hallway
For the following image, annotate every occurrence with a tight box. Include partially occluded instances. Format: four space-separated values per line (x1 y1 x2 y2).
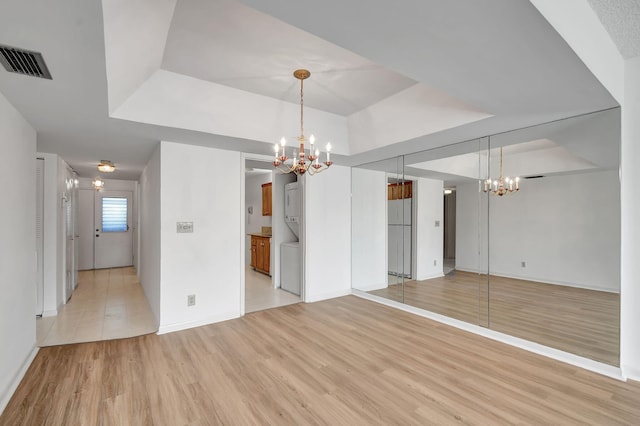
37 267 157 346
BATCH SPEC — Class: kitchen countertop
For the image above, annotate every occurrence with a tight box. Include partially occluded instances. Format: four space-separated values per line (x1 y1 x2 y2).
248 233 272 238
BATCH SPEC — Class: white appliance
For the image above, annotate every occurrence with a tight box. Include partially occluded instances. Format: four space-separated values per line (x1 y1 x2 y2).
284 182 300 238
280 241 301 295
388 198 412 277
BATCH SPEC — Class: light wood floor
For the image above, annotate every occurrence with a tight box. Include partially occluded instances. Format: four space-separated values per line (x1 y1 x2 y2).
2 296 638 425
370 271 620 366
37 267 157 346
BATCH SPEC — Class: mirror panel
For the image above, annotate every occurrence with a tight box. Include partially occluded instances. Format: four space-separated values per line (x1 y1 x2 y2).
485 109 620 365
351 108 620 366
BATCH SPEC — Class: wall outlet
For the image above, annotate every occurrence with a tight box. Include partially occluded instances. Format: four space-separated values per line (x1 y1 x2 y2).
435 220 441 227
433 259 437 266
187 294 196 306
521 261 526 268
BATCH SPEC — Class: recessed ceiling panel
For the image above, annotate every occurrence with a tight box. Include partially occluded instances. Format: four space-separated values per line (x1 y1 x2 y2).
161 0 417 116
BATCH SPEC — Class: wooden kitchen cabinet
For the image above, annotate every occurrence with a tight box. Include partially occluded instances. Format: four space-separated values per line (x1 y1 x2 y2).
387 181 412 200
262 182 272 216
251 235 270 275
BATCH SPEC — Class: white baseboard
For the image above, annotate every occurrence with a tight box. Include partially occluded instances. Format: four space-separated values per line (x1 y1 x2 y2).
0 344 39 415
41 309 58 317
352 289 624 381
622 365 640 381
157 311 239 335
352 283 388 292
415 272 445 281
305 288 352 303
454 268 618 293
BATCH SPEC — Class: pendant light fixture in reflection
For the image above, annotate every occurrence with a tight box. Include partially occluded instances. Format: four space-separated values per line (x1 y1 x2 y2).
482 146 520 196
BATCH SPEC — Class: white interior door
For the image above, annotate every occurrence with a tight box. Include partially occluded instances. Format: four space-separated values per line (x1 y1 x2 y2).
94 190 133 269
78 189 95 270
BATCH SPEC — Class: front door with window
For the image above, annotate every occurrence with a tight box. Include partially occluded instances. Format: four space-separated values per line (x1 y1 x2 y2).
94 190 133 269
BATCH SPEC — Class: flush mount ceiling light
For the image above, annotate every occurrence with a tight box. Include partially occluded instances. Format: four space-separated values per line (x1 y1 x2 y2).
92 178 105 191
482 145 520 196
97 160 115 173
273 69 333 176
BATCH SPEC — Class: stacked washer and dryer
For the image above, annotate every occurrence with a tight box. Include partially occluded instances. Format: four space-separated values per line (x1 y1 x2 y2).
281 182 301 295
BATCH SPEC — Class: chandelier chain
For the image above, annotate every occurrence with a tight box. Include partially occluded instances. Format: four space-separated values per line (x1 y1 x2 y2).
300 77 304 140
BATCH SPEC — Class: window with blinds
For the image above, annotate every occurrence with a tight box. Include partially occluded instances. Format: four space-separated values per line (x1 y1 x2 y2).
102 197 128 232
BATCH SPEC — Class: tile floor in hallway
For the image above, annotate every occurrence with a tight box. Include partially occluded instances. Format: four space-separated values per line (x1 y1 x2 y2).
36 267 157 346
245 266 300 313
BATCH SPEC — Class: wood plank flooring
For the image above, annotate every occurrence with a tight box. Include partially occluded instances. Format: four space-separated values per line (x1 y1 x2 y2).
370 271 620 366
2 296 638 425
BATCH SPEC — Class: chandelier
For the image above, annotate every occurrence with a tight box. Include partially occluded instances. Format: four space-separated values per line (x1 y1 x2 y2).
482 146 520 196
273 69 333 175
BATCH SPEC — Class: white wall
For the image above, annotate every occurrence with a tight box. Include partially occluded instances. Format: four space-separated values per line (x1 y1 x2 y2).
620 56 640 379
245 173 272 265
351 168 387 291
0 91 38 414
139 145 161 325
414 177 444 280
456 171 620 292
455 181 488 274
304 165 352 302
159 141 242 332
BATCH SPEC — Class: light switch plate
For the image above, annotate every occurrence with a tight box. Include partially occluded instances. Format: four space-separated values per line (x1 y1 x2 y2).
177 222 194 233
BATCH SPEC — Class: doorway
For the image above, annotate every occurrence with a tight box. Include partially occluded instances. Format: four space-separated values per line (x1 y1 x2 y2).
443 188 456 275
244 159 300 313
78 189 133 270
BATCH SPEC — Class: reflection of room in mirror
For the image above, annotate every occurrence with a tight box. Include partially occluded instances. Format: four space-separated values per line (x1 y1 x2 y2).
351 108 621 366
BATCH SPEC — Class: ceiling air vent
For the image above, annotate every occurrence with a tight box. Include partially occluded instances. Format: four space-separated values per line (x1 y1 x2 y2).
524 175 545 179
0 44 52 79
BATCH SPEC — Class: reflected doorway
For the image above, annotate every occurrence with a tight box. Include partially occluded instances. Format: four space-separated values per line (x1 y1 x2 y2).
443 188 456 275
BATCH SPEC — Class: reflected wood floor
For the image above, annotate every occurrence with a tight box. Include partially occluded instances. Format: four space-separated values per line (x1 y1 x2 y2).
370 271 620 365
2 296 638 425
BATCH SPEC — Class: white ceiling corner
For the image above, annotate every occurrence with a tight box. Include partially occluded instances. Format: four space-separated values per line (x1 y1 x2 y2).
587 0 640 59
102 0 177 113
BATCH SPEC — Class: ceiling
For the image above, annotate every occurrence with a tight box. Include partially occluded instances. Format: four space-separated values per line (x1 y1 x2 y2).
0 0 624 180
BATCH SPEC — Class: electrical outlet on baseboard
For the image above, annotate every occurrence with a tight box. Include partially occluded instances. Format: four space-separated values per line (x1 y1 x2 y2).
187 294 196 306
521 261 526 268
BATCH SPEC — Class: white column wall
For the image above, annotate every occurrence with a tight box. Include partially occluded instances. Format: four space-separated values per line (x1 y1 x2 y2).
158 141 242 333
351 168 387 291
0 91 37 414
414 177 444 280
304 165 352 302
620 56 640 379
139 144 162 325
